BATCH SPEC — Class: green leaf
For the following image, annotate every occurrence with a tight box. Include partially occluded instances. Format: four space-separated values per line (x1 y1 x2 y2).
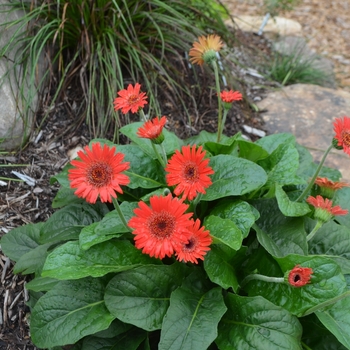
246 255 347 316
117 144 166 189
40 203 107 244
202 155 267 201
237 139 269 162
308 220 350 274
14 243 52 275
159 271 227 350
52 187 83 208
42 240 157 280
79 328 146 350
105 264 188 331
204 215 242 251
209 200 257 238
50 162 72 187
333 187 350 227
258 142 302 186
275 184 310 217
204 244 239 292
25 277 60 292
256 133 295 153
316 295 350 349
0 222 43 261
120 122 182 157
79 223 117 251
217 294 302 350
30 277 115 348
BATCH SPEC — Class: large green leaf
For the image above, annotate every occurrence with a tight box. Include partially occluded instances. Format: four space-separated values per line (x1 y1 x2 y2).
334 187 350 227
217 294 302 350
246 255 347 316
30 278 115 348
308 220 350 274
204 215 242 251
202 155 267 201
104 264 188 331
40 203 107 244
204 244 239 292
256 133 295 153
159 270 227 350
316 295 350 349
52 187 83 208
25 277 59 292
209 200 257 238
42 240 156 280
237 139 269 162
0 222 43 261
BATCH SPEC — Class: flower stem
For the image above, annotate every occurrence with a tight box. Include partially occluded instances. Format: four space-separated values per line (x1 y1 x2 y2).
240 273 284 289
112 197 129 230
212 61 223 143
306 220 323 242
139 108 148 122
151 143 166 168
296 143 334 202
160 143 168 167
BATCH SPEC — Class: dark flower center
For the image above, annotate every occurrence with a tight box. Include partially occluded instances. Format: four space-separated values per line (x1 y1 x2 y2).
293 274 301 283
128 94 139 105
183 163 199 182
88 162 113 187
148 212 176 238
341 130 350 146
184 237 195 251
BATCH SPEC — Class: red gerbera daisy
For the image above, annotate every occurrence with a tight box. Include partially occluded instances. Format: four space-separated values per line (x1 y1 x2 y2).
306 195 348 222
113 83 148 114
128 194 193 259
137 116 167 144
68 143 130 204
175 219 212 264
287 265 313 287
220 90 243 103
314 177 349 198
333 116 350 155
165 145 214 201
189 34 223 66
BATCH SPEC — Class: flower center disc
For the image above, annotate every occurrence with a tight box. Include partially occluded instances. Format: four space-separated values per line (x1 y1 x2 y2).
184 238 195 251
183 163 199 182
293 274 301 283
341 130 350 146
87 162 113 187
148 211 176 238
128 94 139 105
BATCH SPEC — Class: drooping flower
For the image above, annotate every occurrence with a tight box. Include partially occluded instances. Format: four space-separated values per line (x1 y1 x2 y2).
128 194 193 259
287 265 313 287
175 219 212 264
113 83 148 114
68 143 130 204
137 116 167 144
306 195 348 223
165 145 214 201
333 116 350 155
314 177 349 198
189 34 223 66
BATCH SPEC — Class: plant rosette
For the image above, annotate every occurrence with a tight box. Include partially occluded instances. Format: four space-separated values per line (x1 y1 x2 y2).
3 35 350 350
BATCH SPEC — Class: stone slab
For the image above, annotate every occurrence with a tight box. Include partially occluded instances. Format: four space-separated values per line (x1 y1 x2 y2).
256 84 350 181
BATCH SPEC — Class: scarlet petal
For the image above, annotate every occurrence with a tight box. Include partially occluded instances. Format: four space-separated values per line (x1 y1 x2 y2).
113 83 148 114
333 116 350 155
288 265 313 287
68 143 130 204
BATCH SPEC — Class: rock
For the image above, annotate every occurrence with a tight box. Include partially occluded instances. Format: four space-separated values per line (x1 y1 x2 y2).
226 15 302 38
256 84 350 181
0 1 45 151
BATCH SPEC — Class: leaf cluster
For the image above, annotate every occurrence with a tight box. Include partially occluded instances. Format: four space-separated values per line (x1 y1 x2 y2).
2 122 350 349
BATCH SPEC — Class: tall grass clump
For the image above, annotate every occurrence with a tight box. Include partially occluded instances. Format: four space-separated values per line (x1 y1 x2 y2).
0 0 231 141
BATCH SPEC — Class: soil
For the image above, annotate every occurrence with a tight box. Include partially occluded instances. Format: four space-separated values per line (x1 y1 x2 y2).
0 1 347 348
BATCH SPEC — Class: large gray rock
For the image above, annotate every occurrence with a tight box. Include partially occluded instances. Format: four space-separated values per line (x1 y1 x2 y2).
257 84 350 181
0 0 44 151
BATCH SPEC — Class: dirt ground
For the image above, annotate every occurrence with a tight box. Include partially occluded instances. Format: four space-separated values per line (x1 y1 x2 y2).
1 1 349 349
221 0 350 91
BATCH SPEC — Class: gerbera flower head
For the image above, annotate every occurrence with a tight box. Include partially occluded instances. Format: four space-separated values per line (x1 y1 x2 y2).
128 194 193 259
175 219 212 264
314 177 349 198
286 265 313 288
137 116 167 144
333 116 350 155
113 83 148 114
68 143 130 204
165 145 214 201
189 34 223 66
306 195 348 223
220 90 243 110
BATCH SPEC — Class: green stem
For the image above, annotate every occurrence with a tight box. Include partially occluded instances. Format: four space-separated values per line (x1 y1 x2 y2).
296 143 334 202
112 197 129 230
151 143 166 168
160 143 168 167
306 220 323 242
240 273 284 289
139 108 148 122
212 61 223 143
